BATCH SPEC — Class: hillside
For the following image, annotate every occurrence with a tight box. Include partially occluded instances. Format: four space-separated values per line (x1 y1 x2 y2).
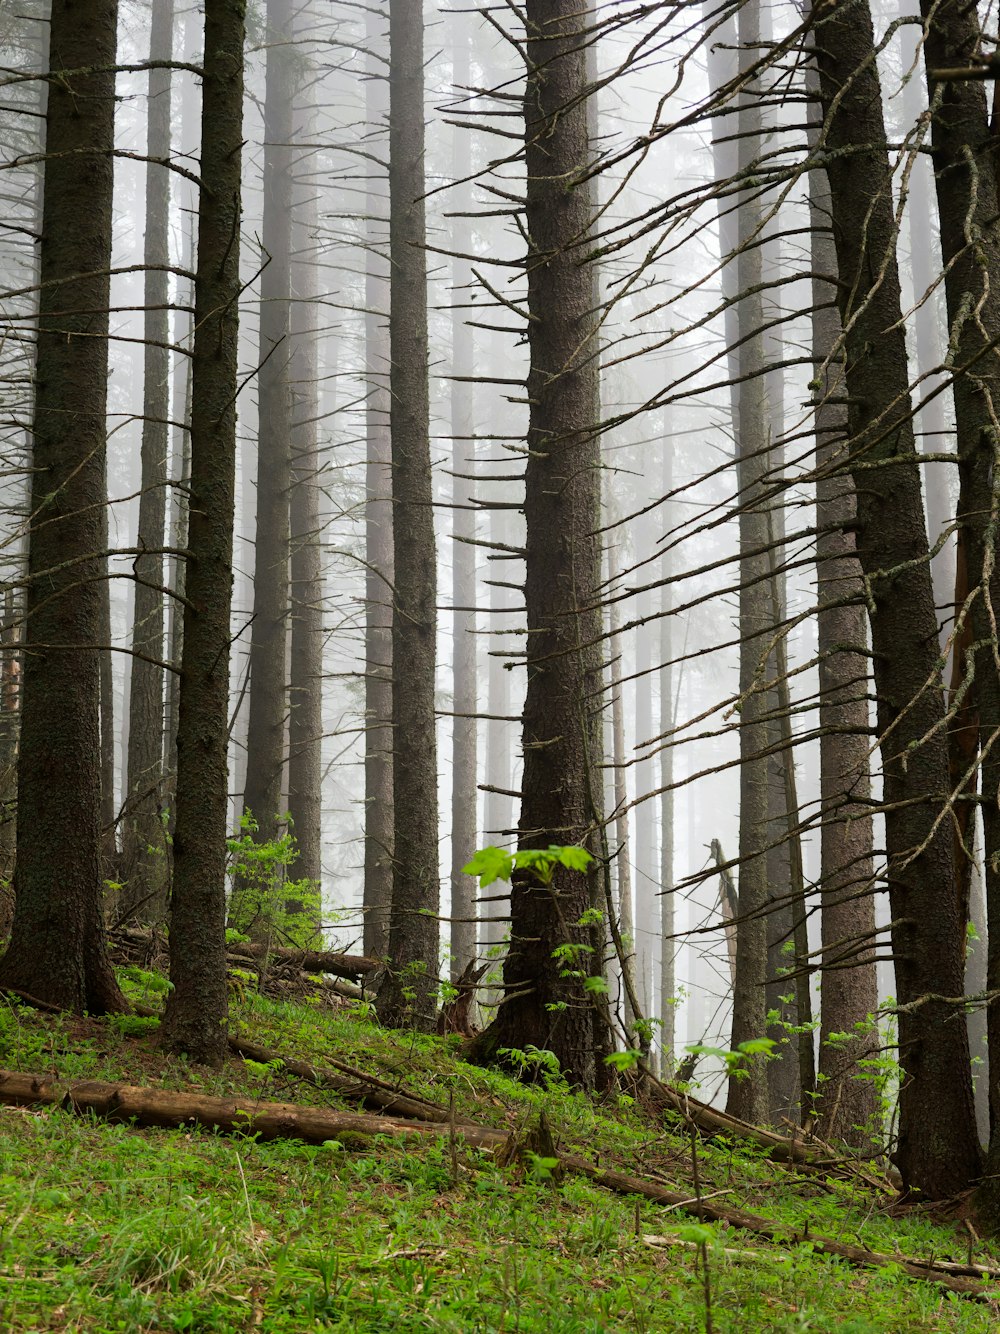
0 970 995 1333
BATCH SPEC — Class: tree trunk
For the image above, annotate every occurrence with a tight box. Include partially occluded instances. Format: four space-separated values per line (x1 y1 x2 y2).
811 0 980 1196
726 0 772 1127
121 0 174 924
286 8 323 933
242 0 293 852
607 527 638 1042
161 0 246 1066
471 0 607 1087
377 0 440 1031
908 0 1000 1211
97 485 117 877
658 432 675 1070
361 2 394 961
163 7 200 795
803 58 879 1149
448 23 478 981
0 0 126 1015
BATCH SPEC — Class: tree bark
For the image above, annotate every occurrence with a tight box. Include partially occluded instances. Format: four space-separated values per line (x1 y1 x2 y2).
121 0 174 924
802 58 880 1149
377 0 440 1031
286 6 323 930
657 434 675 1070
361 2 394 961
242 0 293 851
726 0 772 1127
471 0 608 1087
161 0 246 1067
448 22 478 981
0 0 127 1015
810 0 980 1195
906 0 1000 1212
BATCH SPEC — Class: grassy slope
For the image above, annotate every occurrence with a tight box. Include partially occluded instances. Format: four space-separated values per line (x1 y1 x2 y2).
0 971 995 1333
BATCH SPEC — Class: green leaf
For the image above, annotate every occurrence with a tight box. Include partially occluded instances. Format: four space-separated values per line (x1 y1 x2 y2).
605 1049 642 1072
737 1038 776 1058
462 846 515 888
583 974 609 995
553 845 594 872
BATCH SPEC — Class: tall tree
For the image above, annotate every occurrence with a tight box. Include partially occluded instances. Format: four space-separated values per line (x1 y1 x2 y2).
657 433 676 1070
242 0 293 854
162 0 246 1065
724 0 772 1126
377 0 440 1030
803 51 879 1147
286 8 324 927
908 0 1000 1216
448 25 479 980
0 0 127 1013
121 0 175 922
472 0 608 1086
361 2 394 961
810 0 980 1195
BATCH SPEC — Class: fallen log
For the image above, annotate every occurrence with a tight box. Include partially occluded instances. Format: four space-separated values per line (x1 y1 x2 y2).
0 1068 506 1151
641 1066 888 1189
0 1067 992 1301
227 1036 455 1123
561 1155 999 1302
232 943 381 982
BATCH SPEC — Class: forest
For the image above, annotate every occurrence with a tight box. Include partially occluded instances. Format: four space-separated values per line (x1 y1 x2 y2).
3 0 1000 1328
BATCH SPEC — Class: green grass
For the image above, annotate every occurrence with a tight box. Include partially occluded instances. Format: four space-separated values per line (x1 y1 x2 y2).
0 976 995 1332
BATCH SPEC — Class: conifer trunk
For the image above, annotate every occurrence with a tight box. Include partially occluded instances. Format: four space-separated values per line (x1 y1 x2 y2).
472 0 607 1086
121 0 174 922
377 0 440 1030
242 0 293 849
162 0 246 1066
811 0 980 1195
286 7 323 928
0 0 126 1014
361 3 394 960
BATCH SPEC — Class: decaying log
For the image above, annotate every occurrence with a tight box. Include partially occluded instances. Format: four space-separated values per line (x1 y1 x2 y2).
110 927 380 984
228 1036 455 1123
560 1154 999 1302
0 1068 506 1151
641 1066 888 1189
0 1067 993 1301
231 943 381 981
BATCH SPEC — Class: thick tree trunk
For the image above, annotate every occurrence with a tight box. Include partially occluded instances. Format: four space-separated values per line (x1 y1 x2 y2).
161 0 245 1066
362 3 394 961
242 0 293 851
286 9 323 931
471 0 607 1087
377 0 440 1031
908 0 1000 1213
0 0 126 1015
803 62 879 1149
121 0 174 924
811 0 980 1195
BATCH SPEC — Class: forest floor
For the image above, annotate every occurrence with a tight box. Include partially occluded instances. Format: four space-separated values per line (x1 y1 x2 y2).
0 966 996 1333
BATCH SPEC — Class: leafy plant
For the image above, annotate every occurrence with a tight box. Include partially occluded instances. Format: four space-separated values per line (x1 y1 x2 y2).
463 843 594 889
226 813 321 948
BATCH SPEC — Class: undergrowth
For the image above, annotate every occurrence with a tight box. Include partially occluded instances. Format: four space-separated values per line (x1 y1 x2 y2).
0 974 995 1332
